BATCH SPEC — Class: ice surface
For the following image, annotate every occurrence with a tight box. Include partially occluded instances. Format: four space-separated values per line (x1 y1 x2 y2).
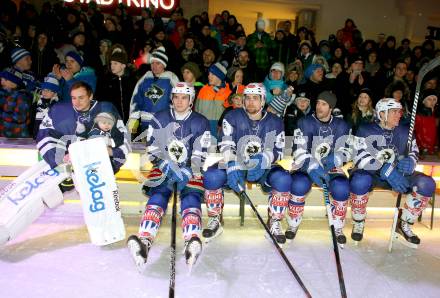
1 202 440 298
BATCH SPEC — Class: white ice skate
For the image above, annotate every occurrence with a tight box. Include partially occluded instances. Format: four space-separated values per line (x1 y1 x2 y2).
184 237 202 274
127 235 152 273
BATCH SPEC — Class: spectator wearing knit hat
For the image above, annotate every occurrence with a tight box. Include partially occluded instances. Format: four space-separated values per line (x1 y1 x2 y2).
0 68 32 138
334 54 370 116
298 63 330 109
52 51 97 102
10 47 38 92
128 46 179 134
181 61 203 95
284 88 313 136
263 62 287 104
96 51 136 123
415 89 438 155
247 19 275 81
195 62 232 137
33 73 60 137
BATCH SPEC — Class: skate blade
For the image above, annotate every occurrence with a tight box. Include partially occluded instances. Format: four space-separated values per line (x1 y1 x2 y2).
265 232 285 248
395 233 419 249
203 226 224 244
127 240 148 273
338 243 345 249
353 240 359 246
186 255 199 275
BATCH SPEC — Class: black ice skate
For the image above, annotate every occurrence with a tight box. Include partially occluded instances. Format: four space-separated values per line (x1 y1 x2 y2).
202 215 223 242
334 228 346 247
267 217 286 244
351 220 365 243
59 178 75 193
396 218 420 249
127 235 152 273
285 225 299 241
184 236 202 273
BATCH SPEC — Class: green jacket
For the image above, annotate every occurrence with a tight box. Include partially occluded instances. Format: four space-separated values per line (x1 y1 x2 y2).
247 31 275 70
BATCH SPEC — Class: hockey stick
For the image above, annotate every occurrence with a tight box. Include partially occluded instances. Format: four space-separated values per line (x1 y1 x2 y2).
322 182 347 298
169 184 177 298
388 56 440 252
238 185 312 298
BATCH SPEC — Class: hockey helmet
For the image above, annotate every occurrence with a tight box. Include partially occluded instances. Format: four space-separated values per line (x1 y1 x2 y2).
375 98 402 121
244 82 266 105
171 82 195 102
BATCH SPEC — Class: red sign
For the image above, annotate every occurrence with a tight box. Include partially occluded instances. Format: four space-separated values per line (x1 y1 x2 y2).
64 0 179 15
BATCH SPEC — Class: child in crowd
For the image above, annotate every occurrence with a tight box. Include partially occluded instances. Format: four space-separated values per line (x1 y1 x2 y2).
33 74 60 137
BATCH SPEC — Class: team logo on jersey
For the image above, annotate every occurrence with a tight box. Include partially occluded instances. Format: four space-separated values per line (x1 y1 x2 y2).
244 140 262 160
167 139 187 163
376 148 395 164
41 118 54 128
314 142 331 161
145 84 165 104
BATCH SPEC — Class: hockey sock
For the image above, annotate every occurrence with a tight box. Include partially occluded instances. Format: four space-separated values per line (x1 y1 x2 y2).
204 189 223 217
350 193 369 221
331 199 348 229
287 195 305 228
181 208 202 241
139 204 165 241
402 191 430 223
268 190 290 220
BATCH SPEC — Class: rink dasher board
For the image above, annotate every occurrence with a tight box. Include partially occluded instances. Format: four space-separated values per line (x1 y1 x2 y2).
69 138 125 246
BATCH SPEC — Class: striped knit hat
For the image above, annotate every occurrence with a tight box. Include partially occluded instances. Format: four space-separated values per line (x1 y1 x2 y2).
41 73 60 93
11 48 31 64
209 62 227 81
151 46 168 67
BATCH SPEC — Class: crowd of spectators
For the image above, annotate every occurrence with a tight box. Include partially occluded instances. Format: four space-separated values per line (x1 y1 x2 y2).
0 1 439 155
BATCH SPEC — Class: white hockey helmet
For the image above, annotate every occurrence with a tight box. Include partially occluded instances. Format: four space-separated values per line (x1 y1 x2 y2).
244 82 266 105
375 98 402 121
171 82 195 102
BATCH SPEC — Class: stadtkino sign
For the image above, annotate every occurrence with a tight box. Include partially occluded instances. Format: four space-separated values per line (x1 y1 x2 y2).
64 0 176 10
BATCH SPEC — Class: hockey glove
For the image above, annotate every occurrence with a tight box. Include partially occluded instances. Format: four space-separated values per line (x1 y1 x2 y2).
397 157 416 175
308 166 330 187
246 153 270 182
227 161 245 193
321 153 343 172
159 160 192 191
380 163 410 193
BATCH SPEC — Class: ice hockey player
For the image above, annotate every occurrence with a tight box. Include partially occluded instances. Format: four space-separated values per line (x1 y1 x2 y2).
127 82 211 271
203 82 288 244
36 81 130 173
350 98 435 246
290 91 351 244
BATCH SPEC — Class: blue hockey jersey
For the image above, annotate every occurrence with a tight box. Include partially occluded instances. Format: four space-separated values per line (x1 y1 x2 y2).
353 121 418 173
146 108 211 174
36 100 130 171
292 114 351 171
219 108 285 166
129 71 179 132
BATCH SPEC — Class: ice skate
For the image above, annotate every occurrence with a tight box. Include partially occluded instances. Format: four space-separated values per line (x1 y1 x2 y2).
351 220 365 244
184 236 202 274
202 215 223 243
127 235 152 273
266 217 286 245
285 225 299 242
334 228 346 248
396 218 419 249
